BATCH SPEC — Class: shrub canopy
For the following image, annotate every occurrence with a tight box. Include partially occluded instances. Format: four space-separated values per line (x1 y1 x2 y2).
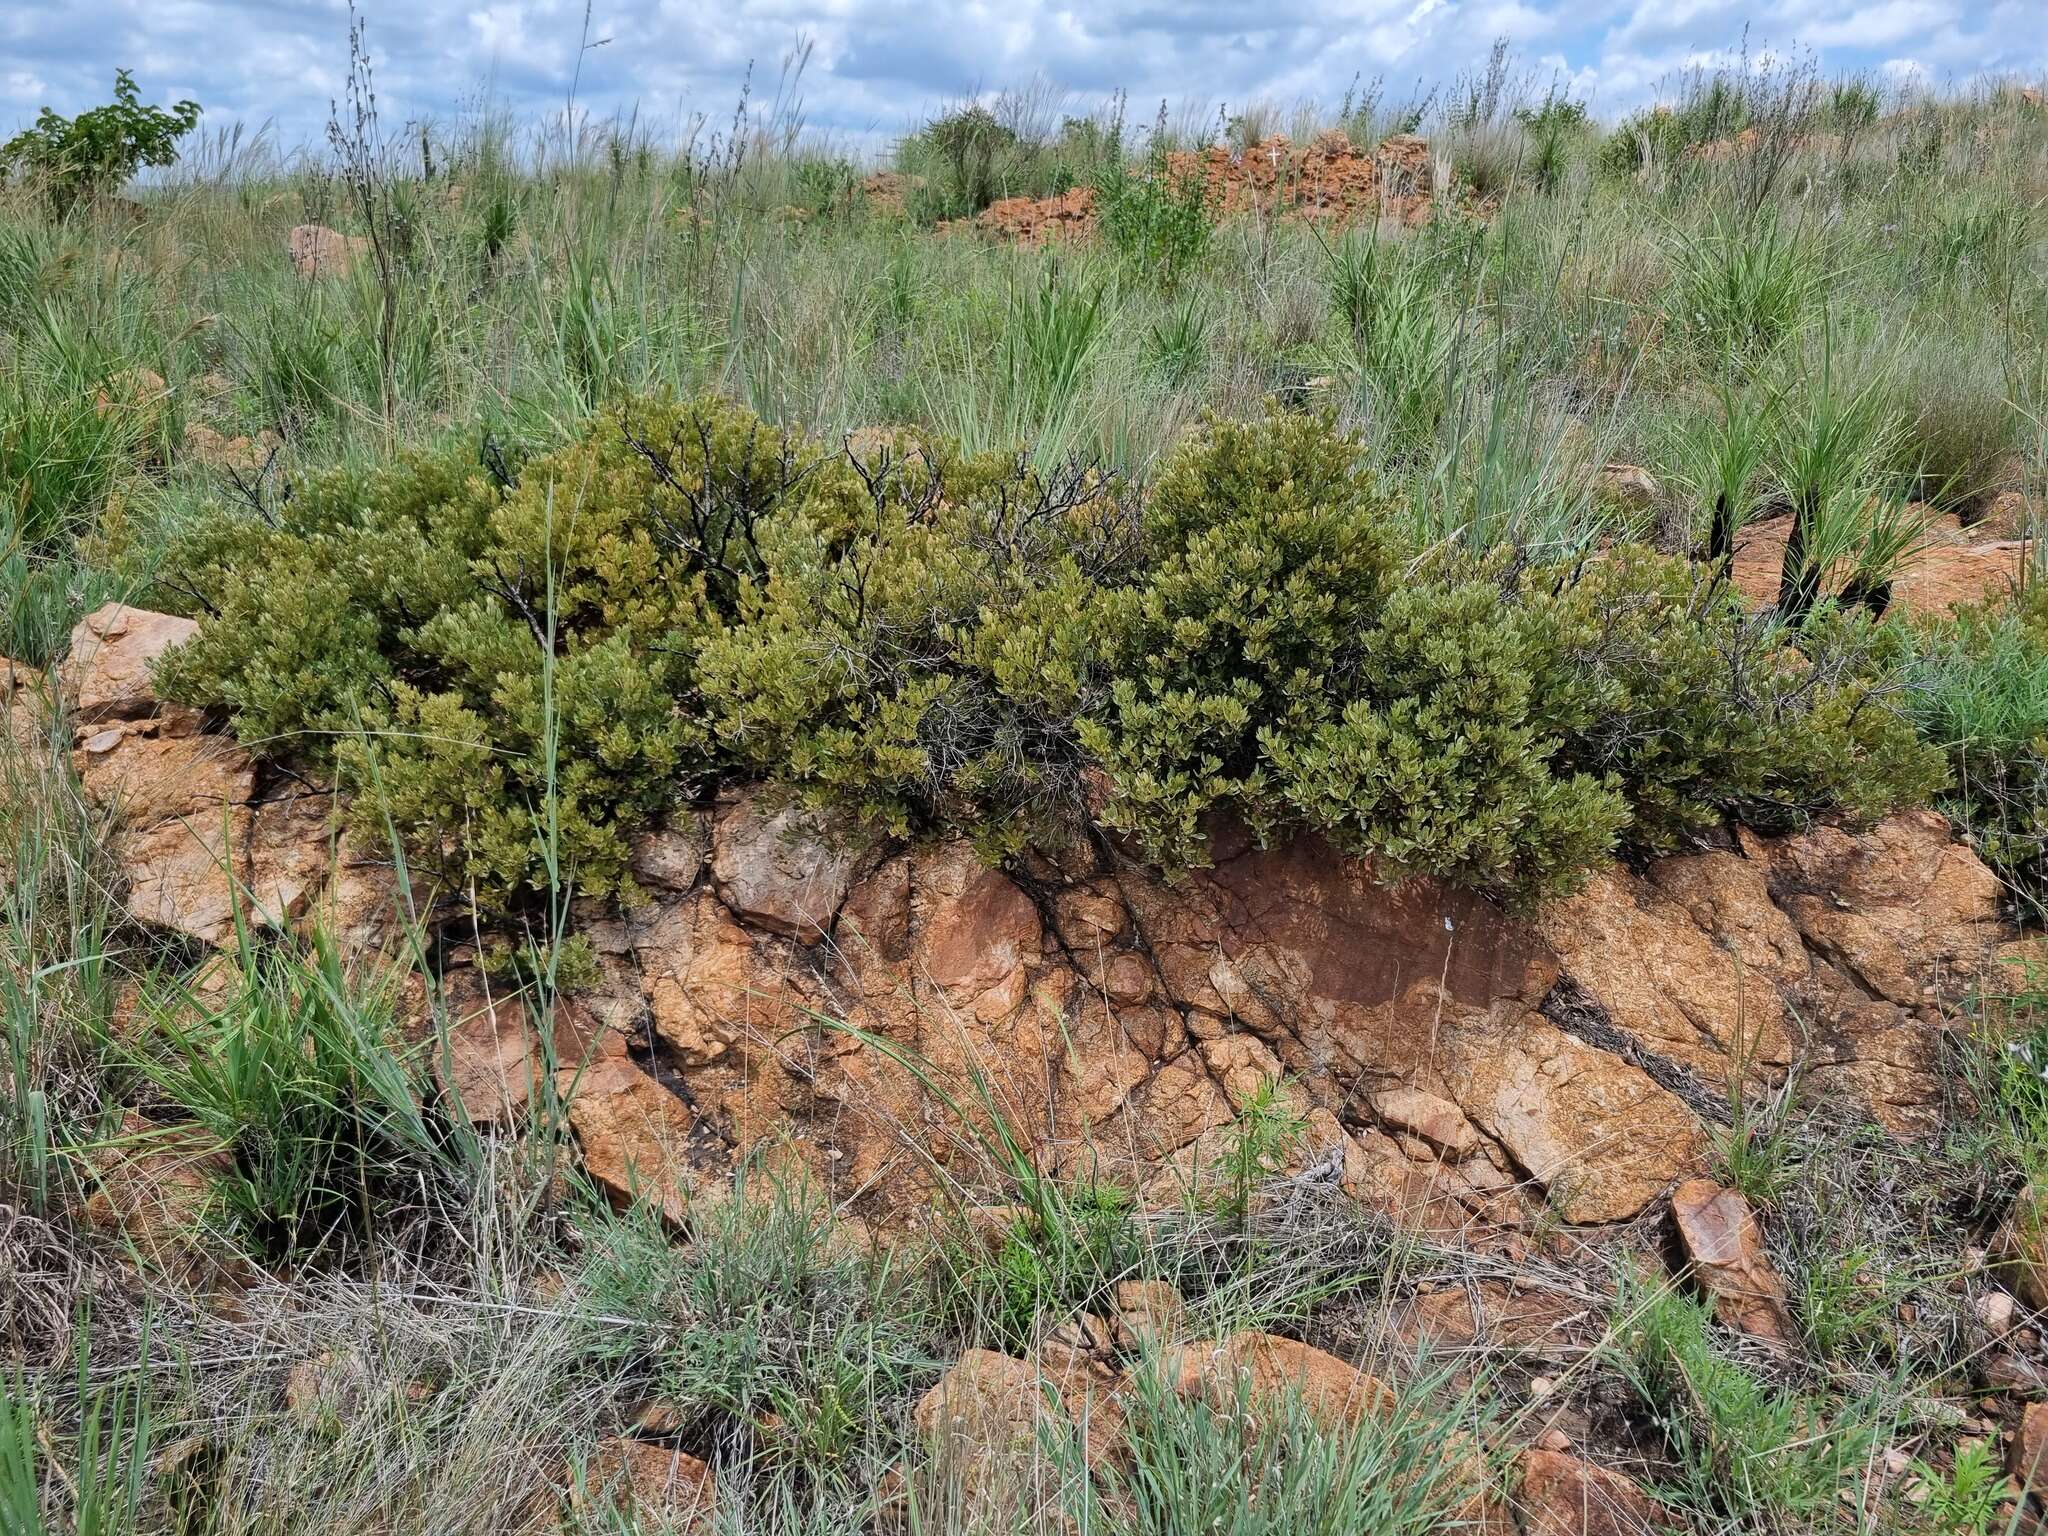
156 396 1943 913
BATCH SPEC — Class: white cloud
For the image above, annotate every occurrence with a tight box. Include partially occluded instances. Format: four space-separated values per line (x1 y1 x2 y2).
2 0 2041 152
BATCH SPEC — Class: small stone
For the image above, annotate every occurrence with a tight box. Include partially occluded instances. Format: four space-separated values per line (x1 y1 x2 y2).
1975 1291 2017 1335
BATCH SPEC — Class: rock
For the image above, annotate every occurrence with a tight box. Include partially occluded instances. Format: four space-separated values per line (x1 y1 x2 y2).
431 968 622 1127
1395 1280 1599 1363
913 1348 1121 1521
2014 1403 2048 1501
1452 1016 1707 1223
60 604 200 724
1164 1331 1395 1432
1732 509 2028 618
577 1438 715 1527
1538 858 1796 1082
2 656 50 750
1670 1180 1795 1343
1372 1087 1481 1159
1515 1447 1673 1535
286 224 368 278
1758 811 2003 1008
630 819 707 892
710 796 859 940
559 1057 714 1227
75 718 255 947
913 845 1045 1013
1974 1290 2017 1335
635 890 793 1068
1598 463 1661 513
181 423 280 474
79 1112 234 1286
1109 1279 1188 1351
283 1349 381 1432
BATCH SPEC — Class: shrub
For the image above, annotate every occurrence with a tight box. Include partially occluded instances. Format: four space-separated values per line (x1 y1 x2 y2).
1094 145 1216 288
157 397 1943 914
1082 417 1937 901
694 437 1139 858
155 402 778 907
1 70 200 214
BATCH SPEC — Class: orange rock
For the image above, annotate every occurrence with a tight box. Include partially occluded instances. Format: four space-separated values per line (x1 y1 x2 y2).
60 603 200 723
1451 1015 1707 1224
1164 1330 1395 1431
709 794 860 940
2014 1401 2048 1502
576 1437 715 1527
1514 1446 1673 1535
1670 1180 1795 1343
558 1056 710 1227
286 223 369 277
79 1111 233 1285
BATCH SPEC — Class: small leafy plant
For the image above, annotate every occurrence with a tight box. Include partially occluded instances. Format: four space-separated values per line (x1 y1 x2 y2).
1 71 200 213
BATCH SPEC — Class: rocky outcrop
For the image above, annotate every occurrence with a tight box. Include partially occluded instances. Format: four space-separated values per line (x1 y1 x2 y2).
63 605 405 950
60 607 2016 1246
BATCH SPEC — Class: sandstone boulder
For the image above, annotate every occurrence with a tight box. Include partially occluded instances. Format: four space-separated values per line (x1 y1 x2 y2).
559 1057 714 1227
1996 1190 2048 1312
1 656 48 750
1164 1331 1395 1431
576 1437 715 1527
79 1112 234 1286
61 604 200 724
1670 1180 1795 1343
913 1347 1120 1522
2015 1402 2048 1502
1451 1016 1706 1224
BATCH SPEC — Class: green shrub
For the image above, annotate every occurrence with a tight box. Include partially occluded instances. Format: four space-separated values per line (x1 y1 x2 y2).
1 70 199 214
157 397 1942 914
155 402 772 906
1094 145 1215 288
695 441 1133 859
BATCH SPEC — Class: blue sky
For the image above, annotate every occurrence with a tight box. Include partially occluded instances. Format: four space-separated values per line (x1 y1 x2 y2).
4 0 2043 158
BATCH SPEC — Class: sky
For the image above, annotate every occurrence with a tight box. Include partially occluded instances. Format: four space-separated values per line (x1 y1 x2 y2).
3 0 2044 161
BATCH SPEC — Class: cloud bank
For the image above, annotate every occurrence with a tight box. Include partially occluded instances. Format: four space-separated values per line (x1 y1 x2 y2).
3 0 2042 157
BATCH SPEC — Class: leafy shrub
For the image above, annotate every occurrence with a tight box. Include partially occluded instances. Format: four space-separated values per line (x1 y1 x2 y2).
155 405 755 907
1 70 200 214
694 436 1138 858
1094 146 1215 288
157 397 1941 913
1081 417 1936 900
